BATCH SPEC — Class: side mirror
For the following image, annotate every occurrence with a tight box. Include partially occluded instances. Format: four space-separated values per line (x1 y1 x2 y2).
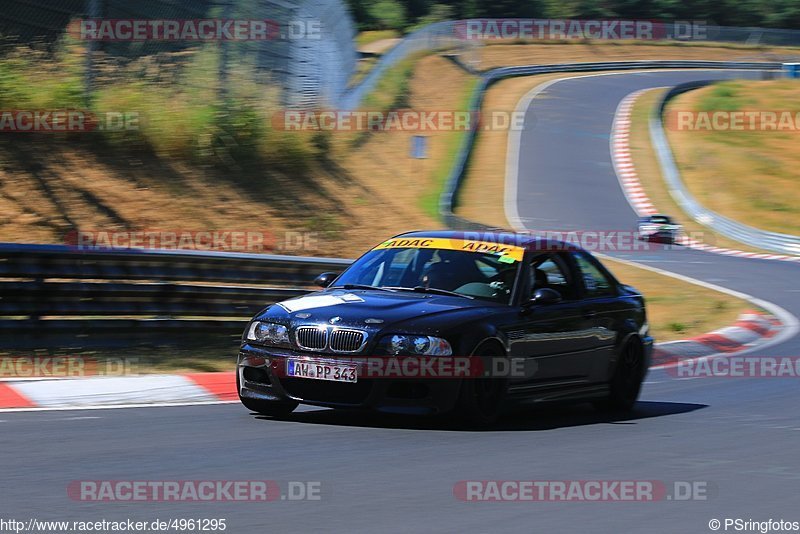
525 288 562 307
314 272 339 288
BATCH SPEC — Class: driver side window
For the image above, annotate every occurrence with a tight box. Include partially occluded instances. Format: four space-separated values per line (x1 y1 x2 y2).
529 254 574 300
572 252 615 298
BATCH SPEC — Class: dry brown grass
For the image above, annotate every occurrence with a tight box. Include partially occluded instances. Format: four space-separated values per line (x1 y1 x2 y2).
0 55 476 258
477 41 800 70
451 67 757 341
626 88 772 253
333 54 476 234
0 140 432 258
0 43 767 345
666 81 800 236
449 40 798 228
603 257 751 341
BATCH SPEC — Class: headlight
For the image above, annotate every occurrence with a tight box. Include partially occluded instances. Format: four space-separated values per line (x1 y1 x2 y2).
377 334 452 356
246 321 289 345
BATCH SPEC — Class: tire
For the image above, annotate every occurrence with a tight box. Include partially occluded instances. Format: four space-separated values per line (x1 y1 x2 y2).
455 345 508 427
237 372 299 417
595 338 645 412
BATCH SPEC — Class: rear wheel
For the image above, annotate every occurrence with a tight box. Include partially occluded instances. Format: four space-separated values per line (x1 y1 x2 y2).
595 338 644 412
237 372 298 417
455 345 508 427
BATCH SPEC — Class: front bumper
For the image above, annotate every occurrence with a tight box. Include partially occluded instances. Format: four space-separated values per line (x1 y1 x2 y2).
642 334 655 375
639 228 679 243
237 343 461 415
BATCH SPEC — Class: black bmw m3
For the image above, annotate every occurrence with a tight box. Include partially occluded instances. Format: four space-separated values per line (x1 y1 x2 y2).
237 231 653 424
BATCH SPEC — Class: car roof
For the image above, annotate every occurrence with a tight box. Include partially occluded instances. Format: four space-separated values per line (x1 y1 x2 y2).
390 230 584 253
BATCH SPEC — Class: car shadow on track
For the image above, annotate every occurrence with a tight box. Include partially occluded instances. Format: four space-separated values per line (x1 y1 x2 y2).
251 401 707 432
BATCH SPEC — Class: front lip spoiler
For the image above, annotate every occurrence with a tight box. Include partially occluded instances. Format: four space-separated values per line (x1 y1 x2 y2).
240 373 455 414
238 346 460 414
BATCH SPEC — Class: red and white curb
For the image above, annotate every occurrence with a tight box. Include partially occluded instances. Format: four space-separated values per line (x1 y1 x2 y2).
0 311 782 410
611 89 800 263
651 311 781 368
0 372 236 411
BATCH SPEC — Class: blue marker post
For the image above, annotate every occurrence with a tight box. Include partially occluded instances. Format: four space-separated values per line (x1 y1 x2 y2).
411 135 428 159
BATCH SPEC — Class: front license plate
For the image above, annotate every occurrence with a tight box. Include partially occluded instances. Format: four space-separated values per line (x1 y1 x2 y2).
286 359 358 383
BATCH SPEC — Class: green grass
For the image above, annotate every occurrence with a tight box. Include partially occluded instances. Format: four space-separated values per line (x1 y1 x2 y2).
420 77 479 217
696 81 753 112
360 54 419 111
346 52 422 150
348 57 378 87
668 322 689 334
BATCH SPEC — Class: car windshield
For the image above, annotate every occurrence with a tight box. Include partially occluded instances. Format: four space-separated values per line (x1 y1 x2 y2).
332 245 521 304
649 216 672 224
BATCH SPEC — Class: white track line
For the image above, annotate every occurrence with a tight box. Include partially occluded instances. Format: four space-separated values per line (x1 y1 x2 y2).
610 88 800 263
505 71 641 231
503 71 800 369
0 400 239 414
599 253 800 370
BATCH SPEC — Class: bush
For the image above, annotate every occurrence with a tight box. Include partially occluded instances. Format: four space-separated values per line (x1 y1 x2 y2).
0 38 321 169
0 43 84 109
367 0 407 31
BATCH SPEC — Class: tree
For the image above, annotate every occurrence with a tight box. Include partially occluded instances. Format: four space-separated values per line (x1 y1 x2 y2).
367 0 408 30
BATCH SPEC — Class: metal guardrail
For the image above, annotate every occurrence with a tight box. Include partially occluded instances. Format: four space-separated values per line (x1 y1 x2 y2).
0 63 792 343
0 243 352 332
341 21 461 110
650 82 800 255
3 0 358 111
344 18 800 111
437 60 782 230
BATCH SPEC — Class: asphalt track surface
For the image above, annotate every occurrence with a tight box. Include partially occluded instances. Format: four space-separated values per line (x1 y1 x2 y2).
3 70 800 533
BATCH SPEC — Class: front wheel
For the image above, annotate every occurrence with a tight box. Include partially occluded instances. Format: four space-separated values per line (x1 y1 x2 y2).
595 338 645 412
237 372 298 417
455 346 508 427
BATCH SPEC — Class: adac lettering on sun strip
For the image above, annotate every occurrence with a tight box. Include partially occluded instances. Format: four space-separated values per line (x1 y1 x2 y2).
372 238 525 262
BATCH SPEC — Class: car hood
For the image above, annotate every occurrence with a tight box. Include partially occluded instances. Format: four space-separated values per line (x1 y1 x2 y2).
639 223 680 230
255 288 501 332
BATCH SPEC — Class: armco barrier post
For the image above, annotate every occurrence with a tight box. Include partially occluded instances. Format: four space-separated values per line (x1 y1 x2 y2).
782 63 800 78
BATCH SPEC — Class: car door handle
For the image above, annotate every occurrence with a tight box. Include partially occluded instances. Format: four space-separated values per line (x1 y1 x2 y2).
582 309 597 319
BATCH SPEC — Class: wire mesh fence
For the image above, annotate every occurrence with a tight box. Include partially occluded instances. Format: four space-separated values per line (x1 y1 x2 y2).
4 7 800 114
0 0 357 109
